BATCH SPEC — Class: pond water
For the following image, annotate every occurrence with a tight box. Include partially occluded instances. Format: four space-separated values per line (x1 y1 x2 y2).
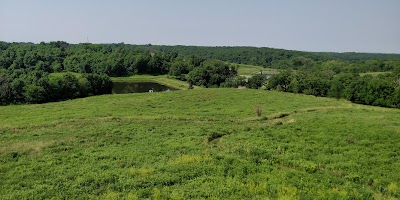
112 82 177 94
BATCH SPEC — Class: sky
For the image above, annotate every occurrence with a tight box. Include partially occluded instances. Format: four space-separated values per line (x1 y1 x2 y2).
1 0 399 53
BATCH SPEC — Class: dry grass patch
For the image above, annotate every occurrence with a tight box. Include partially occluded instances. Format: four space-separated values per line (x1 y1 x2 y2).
0 140 54 156
129 167 156 176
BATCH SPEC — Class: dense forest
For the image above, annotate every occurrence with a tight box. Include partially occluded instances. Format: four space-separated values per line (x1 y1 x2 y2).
131 45 400 70
131 45 400 108
0 41 399 108
0 41 238 104
265 69 400 108
0 42 114 105
108 44 400 108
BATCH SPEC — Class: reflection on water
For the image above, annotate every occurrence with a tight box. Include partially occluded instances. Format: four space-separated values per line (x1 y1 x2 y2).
112 82 177 94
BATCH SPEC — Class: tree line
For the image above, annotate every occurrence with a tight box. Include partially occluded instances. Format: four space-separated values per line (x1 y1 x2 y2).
265 68 400 108
132 44 400 108
0 42 114 105
1 41 399 108
0 70 112 105
129 45 400 71
0 42 238 104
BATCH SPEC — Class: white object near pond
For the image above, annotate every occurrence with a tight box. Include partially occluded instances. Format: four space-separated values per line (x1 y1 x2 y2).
149 90 154 93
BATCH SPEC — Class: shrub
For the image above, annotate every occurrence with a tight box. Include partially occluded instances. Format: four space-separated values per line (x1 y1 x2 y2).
256 106 262 117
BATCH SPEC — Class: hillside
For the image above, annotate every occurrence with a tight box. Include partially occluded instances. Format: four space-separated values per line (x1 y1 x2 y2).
131 45 400 66
0 89 399 199
1 41 399 108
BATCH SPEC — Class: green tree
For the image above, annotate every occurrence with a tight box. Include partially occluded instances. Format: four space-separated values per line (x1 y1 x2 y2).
23 84 46 103
266 70 293 91
247 74 265 89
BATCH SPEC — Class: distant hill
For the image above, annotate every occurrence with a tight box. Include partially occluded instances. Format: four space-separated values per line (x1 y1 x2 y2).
315 51 400 61
128 45 400 67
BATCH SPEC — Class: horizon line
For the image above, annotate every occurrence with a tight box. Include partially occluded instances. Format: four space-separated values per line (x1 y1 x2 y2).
2 40 400 55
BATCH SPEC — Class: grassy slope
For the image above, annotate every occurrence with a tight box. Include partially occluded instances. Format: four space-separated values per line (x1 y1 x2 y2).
0 89 399 199
234 63 278 76
111 75 201 90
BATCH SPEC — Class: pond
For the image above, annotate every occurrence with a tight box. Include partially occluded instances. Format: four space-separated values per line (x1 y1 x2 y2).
112 82 177 94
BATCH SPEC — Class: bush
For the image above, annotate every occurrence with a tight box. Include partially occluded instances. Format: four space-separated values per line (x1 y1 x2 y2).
23 84 46 103
256 106 262 117
188 60 237 87
247 74 266 89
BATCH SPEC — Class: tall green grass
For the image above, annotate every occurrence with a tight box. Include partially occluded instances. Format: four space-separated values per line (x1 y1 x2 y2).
0 89 399 199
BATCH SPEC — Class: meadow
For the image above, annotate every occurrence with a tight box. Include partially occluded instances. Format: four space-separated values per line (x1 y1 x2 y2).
111 75 200 90
0 88 399 199
234 63 278 77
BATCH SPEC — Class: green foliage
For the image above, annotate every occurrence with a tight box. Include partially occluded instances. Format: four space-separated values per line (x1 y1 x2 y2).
266 70 293 92
188 60 237 87
246 74 266 89
85 73 113 95
23 84 46 103
130 44 400 69
1 41 400 108
0 42 247 96
168 59 192 78
0 70 112 105
393 87 400 108
267 69 400 108
221 76 247 88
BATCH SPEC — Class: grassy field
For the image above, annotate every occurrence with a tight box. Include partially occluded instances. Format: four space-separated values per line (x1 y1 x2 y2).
233 63 278 76
0 89 399 199
111 75 200 90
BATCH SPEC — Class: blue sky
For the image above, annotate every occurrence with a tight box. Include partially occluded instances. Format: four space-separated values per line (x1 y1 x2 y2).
1 0 399 53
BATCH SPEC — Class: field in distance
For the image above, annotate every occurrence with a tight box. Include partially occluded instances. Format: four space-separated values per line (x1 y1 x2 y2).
234 63 278 77
0 89 399 199
111 75 200 90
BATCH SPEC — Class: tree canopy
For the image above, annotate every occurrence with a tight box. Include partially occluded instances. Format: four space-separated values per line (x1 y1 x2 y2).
0 41 399 108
